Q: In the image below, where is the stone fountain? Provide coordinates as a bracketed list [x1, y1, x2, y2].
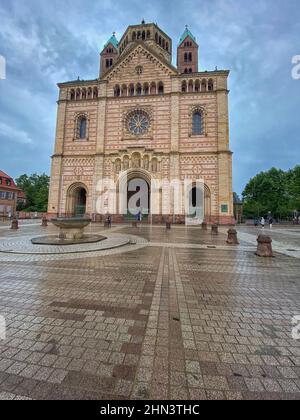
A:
[31, 217, 106, 245]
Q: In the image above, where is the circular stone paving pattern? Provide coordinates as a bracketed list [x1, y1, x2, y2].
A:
[0, 233, 148, 260]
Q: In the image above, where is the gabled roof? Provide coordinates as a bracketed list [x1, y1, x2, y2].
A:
[102, 41, 178, 80]
[179, 26, 197, 46]
[0, 170, 21, 191]
[104, 33, 119, 50]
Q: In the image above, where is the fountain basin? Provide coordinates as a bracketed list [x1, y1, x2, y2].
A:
[31, 217, 106, 245]
[52, 217, 92, 240]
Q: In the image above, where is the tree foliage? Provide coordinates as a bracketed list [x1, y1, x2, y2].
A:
[242, 166, 300, 219]
[16, 173, 50, 212]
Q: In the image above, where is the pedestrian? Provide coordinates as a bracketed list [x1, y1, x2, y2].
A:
[269, 217, 273, 229]
[261, 217, 265, 229]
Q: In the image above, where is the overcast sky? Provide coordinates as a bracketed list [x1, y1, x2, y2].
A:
[0, 0, 299, 194]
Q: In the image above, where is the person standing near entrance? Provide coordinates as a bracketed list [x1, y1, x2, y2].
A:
[261, 217, 265, 229]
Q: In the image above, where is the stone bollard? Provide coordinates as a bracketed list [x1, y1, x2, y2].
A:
[202, 222, 208, 231]
[42, 216, 48, 227]
[211, 224, 219, 235]
[256, 235, 273, 257]
[11, 218, 19, 230]
[132, 221, 138, 228]
[227, 229, 239, 245]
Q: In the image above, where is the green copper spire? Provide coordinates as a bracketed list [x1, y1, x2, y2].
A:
[104, 32, 119, 50]
[179, 25, 196, 46]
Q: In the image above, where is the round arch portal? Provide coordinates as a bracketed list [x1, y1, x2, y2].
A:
[66, 183, 88, 217]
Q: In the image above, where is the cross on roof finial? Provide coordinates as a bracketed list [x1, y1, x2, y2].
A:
[185, 24, 188, 30]
[113, 32, 116, 36]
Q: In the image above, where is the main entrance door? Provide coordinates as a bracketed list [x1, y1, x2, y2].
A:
[126, 178, 150, 222]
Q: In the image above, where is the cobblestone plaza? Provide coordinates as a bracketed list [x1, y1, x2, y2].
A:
[0, 222, 300, 400]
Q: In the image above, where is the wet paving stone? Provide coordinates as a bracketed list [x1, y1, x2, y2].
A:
[0, 223, 299, 399]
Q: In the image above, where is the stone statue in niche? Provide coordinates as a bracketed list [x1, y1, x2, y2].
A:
[123, 157, 129, 170]
[115, 160, 121, 173]
[152, 159, 158, 172]
[132, 154, 141, 169]
[144, 156, 149, 170]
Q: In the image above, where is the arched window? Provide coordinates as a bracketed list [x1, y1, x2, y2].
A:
[93, 87, 98, 99]
[166, 42, 169, 52]
[188, 80, 194, 92]
[150, 82, 156, 95]
[184, 53, 188, 62]
[79, 117, 87, 139]
[121, 84, 127, 96]
[70, 89, 75, 100]
[201, 79, 207, 92]
[158, 82, 164, 95]
[137, 31, 141, 40]
[195, 80, 200, 92]
[132, 32, 136, 41]
[87, 87, 92, 99]
[147, 30, 151, 39]
[155, 33, 158, 43]
[114, 85, 121, 97]
[208, 79, 214, 91]
[129, 84, 135, 96]
[142, 31, 146, 40]
[182, 81, 187, 92]
[76, 89, 81, 100]
[159, 36, 162, 46]
[192, 111, 203, 136]
[136, 83, 142, 96]
[188, 52, 192, 62]
[82, 88, 86, 100]
[143, 83, 149, 95]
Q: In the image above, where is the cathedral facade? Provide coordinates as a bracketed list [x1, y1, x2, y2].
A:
[48, 22, 235, 224]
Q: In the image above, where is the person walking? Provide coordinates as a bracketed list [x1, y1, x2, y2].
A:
[269, 217, 273, 229]
[261, 217, 265, 229]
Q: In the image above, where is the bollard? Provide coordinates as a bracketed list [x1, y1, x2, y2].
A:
[11, 218, 19, 230]
[166, 222, 171, 230]
[211, 224, 219, 235]
[202, 222, 208, 231]
[42, 216, 48, 227]
[132, 221, 138, 228]
[256, 235, 273, 257]
[227, 229, 239, 245]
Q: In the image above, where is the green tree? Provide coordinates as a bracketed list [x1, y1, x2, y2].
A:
[16, 173, 50, 212]
[242, 167, 293, 219]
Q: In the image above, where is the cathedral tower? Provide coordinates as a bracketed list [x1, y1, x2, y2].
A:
[100, 33, 119, 77]
[177, 26, 199, 74]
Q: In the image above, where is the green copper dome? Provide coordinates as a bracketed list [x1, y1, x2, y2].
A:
[179, 26, 196, 46]
[104, 33, 119, 50]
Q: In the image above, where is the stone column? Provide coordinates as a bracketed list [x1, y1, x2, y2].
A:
[216, 74, 235, 225]
[170, 79, 180, 220]
[48, 88, 67, 217]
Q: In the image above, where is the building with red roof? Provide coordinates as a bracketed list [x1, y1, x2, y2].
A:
[0, 170, 26, 217]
